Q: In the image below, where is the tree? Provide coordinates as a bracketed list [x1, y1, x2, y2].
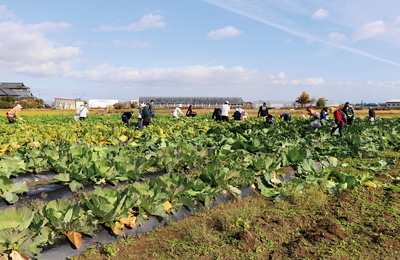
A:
[113, 103, 123, 110]
[316, 97, 326, 108]
[295, 91, 311, 108]
[1, 95, 16, 102]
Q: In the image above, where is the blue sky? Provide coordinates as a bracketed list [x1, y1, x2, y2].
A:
[0, 0, 399, 104]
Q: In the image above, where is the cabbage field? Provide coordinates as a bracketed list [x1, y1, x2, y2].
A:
[0, 114, 399, 259]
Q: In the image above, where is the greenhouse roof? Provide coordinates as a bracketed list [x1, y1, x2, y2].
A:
[139, 97, 243, 104]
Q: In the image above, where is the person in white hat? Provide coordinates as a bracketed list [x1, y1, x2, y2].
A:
[136, 114, 143, 129]
[172, 104, 184, 118]
[6, 104, 25, 123]
[221, 101, 230, 122]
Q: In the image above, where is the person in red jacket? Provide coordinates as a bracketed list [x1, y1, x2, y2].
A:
[330, 107, 345, 137]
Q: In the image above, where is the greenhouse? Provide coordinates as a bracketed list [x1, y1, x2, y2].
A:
[139, 96, 244, 108]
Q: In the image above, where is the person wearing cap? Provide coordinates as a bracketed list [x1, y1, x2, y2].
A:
[172, 104, 184, 118]
[140, 103, 152, 126]
[258, 102, 268, 118]
[6, 104, 25, 124]
[233, 108, 242, 120]
[280, 113, 291, 122]
[149, 100, 156, 118]
[221, 101, 230, 122]
[122, 110, 134, 127]
[136, 114, 143, 129]
[76, 104, 89, 121]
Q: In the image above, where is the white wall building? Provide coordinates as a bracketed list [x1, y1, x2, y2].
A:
[88, 99, 118, 109]
[386, 99, 400, 108]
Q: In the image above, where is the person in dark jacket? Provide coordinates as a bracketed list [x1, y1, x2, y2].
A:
[212, 107, 222, 121]
[258, 102, 268, 118]
[122, 111, 134, 127]
[233, 108, 242, 120]
[369, 107, 375, 121]
[186, 105, 193, 117]
[342, 102, 350, 124]
[136, 114, 143, 129]
[266, 114, 276, 124]
[141, 104, 152, 126]
[149, 100, 156, 118]
[280, 113, 291, 122]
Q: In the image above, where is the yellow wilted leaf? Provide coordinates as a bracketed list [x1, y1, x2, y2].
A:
[119, 135, 128, 142]
[332, 157, 338, 162]
[111, 221, 125, 236]
[364, 181, 377, 188]
[163, 201, 172, 214]
[0, 253, 9, 260]
[66, 230, 83, 249]
[119, 216, 137, 229]
[9, 251, 29, 260]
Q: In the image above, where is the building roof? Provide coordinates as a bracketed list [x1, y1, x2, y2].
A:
[386, 99, 400, 103]
[139, 96, 243, 104]
[0, 82, 31, 98]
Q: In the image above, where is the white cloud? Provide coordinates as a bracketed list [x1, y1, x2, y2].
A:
[207, 26, 243, 40]
[69, 65, 325, 94]
[0, 6, 79, 77]
[328, 32, 348, 44]
[203, 0, 400, 67]
[311, 9, 329, 20]
[352, 20, 386, 42]
[0, 5, 18, 20]
[0, 19, 80, 77]
[96, 13, 165, 32]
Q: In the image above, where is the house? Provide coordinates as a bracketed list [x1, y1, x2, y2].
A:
[54, 98, 85, 110]
[386, 99, 400, 108]
[0, 82, 32, 99]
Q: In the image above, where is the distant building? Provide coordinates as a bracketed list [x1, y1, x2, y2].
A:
[0, 82, 32, 99]
[88, 99, 118, 109]
[139, 97, 244, 108]
[386, 99, 400, 108]
[54, 98, 85, 110]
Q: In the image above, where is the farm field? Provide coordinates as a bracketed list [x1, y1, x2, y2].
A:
[2, 107, 400, 118]
[0, 112, 399, 259]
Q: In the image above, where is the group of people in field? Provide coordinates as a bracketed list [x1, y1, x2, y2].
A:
[5, 100, 378, 139]
[306, 102, 376, 138]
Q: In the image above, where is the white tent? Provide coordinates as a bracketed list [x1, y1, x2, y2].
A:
[88, 99, 118, 109]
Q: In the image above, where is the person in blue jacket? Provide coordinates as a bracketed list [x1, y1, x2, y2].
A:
[233, 108, 242, 120]
[280, 113, 291, 122]
[320, 107, 328, 124]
